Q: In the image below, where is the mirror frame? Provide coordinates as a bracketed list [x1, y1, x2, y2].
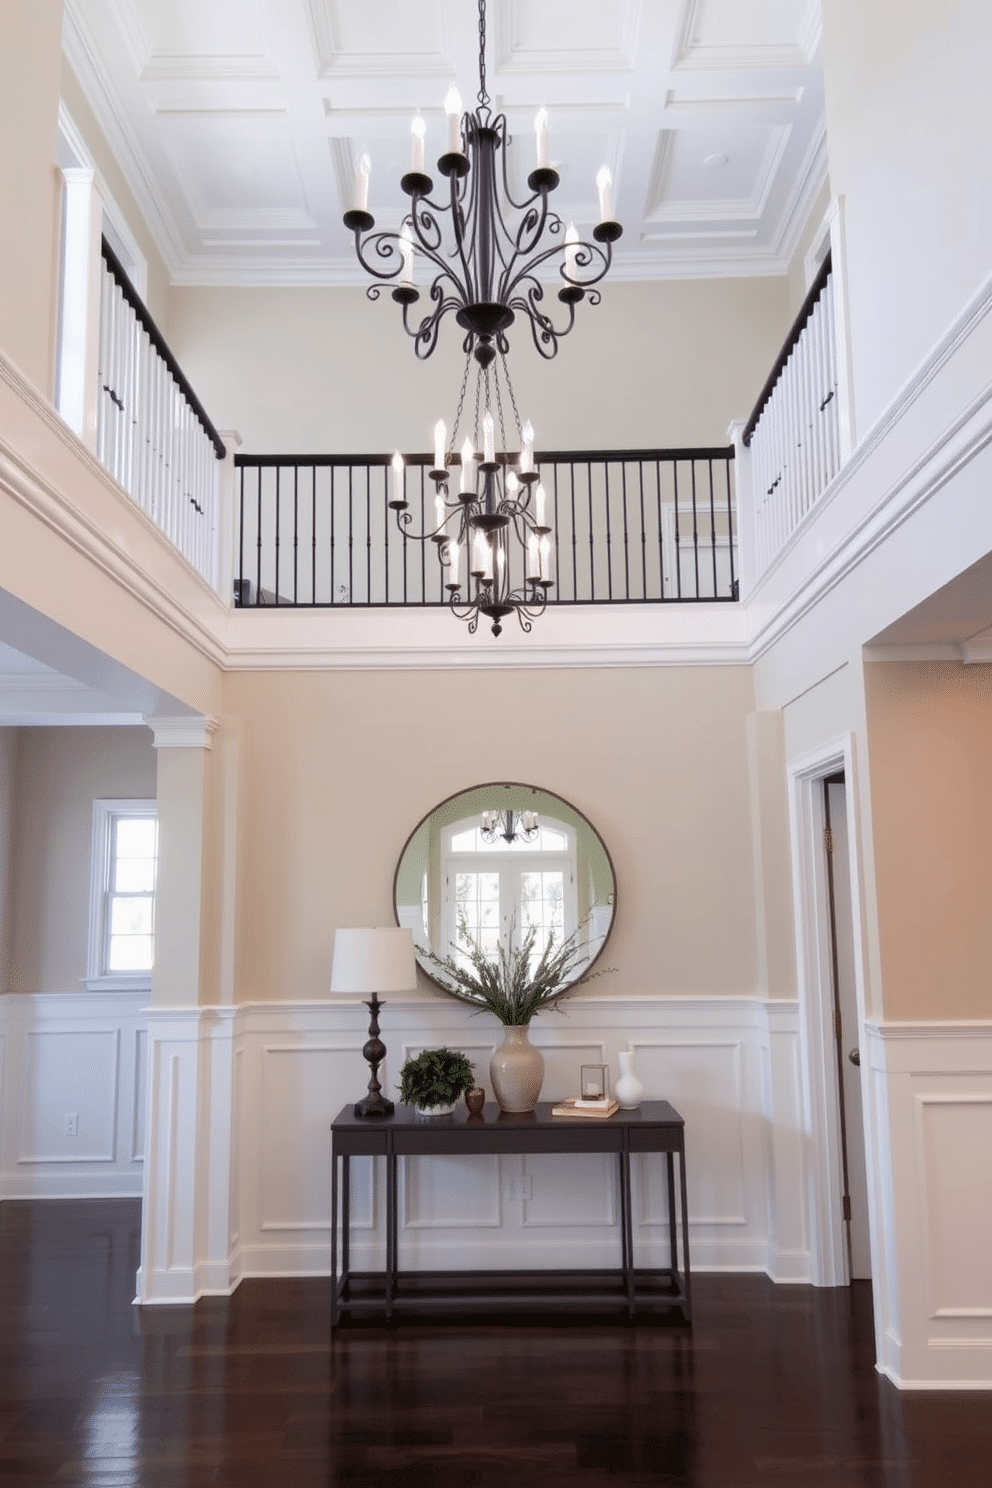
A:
[392, 780, 618, 992]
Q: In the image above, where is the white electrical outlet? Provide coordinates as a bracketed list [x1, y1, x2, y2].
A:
[508, 1174, 532, 1201]
[63, 1111, 78, 1137]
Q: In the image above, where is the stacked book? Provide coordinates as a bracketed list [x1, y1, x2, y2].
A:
[551, 1097, 619, 1120]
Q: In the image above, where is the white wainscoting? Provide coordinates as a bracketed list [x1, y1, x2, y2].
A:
[0, 991, 147, 1199]
[231, 995, 809, 1286]
[865, 1021, 992, 1389]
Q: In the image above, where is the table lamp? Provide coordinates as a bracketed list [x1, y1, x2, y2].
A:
[330, 927, 416, 1117]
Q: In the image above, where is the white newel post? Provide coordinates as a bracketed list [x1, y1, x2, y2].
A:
[824, 196, 856, 463]
[215, 429, 242, 604]
[137, 716, 235, 1304]
[727, 418, 753, 598]
[57, 167, 104, 452]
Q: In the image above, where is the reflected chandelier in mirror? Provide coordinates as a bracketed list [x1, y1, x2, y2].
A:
[393, 782, 616, 992]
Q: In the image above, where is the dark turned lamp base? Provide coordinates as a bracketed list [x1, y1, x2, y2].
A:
[354, 992, 394, 1118]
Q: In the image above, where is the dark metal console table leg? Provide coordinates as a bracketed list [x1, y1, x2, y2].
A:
[330, 1145, 339, 1327]
[678, 1145, 692, 1320]
[385, 1146, 397, 1320]
[619, 1146, 635, 1316]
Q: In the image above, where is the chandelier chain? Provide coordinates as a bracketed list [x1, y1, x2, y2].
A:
[450, 353, 473, 456]
[477, 0, 489, 107]
[500, 351, 524, 442]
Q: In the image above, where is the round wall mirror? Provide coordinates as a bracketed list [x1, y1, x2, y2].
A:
[393, 782, 616, 991]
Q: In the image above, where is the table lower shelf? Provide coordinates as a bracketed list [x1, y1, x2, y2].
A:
[334, 1267, 691, 1323]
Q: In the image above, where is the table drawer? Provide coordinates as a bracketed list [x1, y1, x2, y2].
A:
[333, 1129, 389, 1157]
[392, 1125, 624, 1157]
[627, 1126, 682, 1154]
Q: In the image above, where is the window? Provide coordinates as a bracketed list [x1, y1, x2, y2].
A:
[87, 800, 158, 990]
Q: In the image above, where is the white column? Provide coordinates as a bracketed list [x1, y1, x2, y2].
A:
[136, 715, 237, 1304]
[57, 167, 104, 451]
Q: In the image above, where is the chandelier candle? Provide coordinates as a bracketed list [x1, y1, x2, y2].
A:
[534, 107, 550, 169]
[433, 420, 446, 473]
[411, 115, 426, 174]
[352, 153, 371, 213]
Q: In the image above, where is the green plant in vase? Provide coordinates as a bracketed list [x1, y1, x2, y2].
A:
[398, 1047, 477, 1115]
[417, 918, 611, 1113]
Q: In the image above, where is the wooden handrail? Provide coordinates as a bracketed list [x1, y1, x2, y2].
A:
[742, 250, 832, 448]
[100, 237, 226, 459]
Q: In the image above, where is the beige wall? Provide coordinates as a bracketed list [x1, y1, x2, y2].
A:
[168, 276, 792, 456]
[223, 664, 759, 1004]
[8, 726, 156, 994]
[0, 0, 63, 395]
[822, 0, 992, 434]
[864, 660, 992, 1021]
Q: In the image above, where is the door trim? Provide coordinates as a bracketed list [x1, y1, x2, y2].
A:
[787, 734, 867, 1287]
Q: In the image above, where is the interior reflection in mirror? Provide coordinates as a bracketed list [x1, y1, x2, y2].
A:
[393, 782, 616, 990]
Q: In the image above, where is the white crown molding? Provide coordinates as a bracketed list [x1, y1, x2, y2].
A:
[0, 352, 227, 670]
[768, 124, 829, 266]
[62, 1, 187, 276]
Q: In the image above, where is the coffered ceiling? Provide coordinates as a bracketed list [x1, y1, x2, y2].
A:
[62, 0, 827, 286]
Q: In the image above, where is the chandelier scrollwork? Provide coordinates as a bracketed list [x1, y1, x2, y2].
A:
[342, 0, 622, 367]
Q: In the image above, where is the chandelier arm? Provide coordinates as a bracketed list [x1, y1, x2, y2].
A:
[448, 154, 478, 306]
[501, 235, 612, 306]
[503, 284, 576, 359]
[349, 228, 411, 282]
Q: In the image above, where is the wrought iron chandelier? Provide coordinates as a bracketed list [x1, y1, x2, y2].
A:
[481, 807, 539, 845]
[348, 0, 622, 637]
[389, 353, 555, 637]
[342, 0, 622, 368]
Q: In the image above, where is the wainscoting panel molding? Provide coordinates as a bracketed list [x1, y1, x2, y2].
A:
[229, 995, 807, 1284]
[866, 1021, 992, 1389]
[0, 992, 146, 1199]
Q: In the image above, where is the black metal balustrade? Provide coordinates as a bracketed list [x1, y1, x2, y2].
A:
[233, 448, 736, 611]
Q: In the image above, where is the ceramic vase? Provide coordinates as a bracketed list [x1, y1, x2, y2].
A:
[490, 1025, 544, 1113]
[615, 1048, 644, 1110]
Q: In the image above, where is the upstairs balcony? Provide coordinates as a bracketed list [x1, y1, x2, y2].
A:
[43, 226, 856, 656]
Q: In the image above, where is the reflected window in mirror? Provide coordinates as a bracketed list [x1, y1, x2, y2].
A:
[445, 816, 576, 975]
[394, 783, 616, 993]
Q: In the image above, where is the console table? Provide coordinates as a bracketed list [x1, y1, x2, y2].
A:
[330, 1099, 691, 1326]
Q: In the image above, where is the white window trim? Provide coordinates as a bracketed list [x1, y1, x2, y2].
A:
[85, 798, 157, 993]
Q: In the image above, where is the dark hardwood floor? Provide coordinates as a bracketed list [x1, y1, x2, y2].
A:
[0, 1200, 989, 1487]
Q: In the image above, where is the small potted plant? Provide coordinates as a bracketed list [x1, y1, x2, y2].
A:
[398, 1047, 477, 1116]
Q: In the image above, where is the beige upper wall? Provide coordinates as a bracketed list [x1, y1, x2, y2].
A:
[8, 726, 156, 994]
[864, 660, 992, 1022]
[0, 0, 63, 396]
[167, 276, 792, 456]
[223, 664, 759, 1005]
[822, 0, 992, 435]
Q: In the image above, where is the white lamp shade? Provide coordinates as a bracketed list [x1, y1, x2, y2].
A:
[330, 927, 417, 995]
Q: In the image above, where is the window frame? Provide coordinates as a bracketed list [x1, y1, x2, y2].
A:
[86, 798, 158, 992]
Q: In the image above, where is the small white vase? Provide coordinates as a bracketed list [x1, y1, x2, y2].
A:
[490, 1024, 544, 1113]
[615, 1049, 644, 1110]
